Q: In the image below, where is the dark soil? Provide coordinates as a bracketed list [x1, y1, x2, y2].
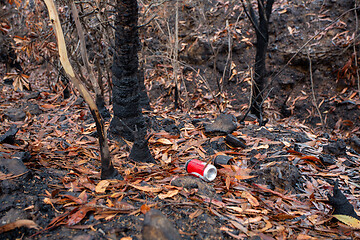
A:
[144, 0, 360, 131]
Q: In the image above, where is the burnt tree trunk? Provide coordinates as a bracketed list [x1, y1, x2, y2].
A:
[138, 69, 151, 110]
[242, 0, 274, 125]
[110, 0, 154, 162]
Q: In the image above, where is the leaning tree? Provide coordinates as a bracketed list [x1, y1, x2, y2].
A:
[44, 0, 120, 179]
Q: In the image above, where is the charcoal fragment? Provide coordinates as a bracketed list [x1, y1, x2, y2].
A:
[327, 180, 360, 220]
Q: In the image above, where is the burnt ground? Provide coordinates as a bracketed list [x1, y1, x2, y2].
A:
[1, 0, 360, 239]
[143, 0, 360, 130]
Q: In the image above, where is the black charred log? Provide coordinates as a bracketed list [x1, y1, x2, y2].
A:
[0, 33, 22, 72]
[60, 75, 71, 99]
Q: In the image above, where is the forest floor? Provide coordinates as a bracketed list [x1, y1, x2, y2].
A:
[1, 0, 360, 239]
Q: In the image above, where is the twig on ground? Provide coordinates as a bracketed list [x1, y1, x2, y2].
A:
[221, 20, 232, 93]
[173, 0, 180, 109]
[354, 1, 360, 98]
[307, 50, 324, 129]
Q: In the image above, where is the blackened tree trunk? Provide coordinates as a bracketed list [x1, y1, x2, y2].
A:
[242, 0, 274, 126]
[138, 69, 151, 110]
[110, 0, 154, 162]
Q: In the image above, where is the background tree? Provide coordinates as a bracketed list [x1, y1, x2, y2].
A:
[242, 0, 274, 125]
[109, 0, 154, 163]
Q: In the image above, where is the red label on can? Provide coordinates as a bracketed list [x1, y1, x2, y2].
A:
[185, 159, 217, 181]
[186, 159, 206, 175]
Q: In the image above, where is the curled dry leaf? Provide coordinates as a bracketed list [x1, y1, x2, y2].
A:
[155, 138, 173, 145]
[40, 104, 57, 109]
[259, 219, 272, 232]
[189, 209, 203, 219]
[201, 196, 226, 208]
[78, 190, 88, 203]
[0, 219, 40, 234]
[43, 197, 62, 213]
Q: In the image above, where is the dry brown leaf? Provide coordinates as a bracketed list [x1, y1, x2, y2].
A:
[95, 180, 110, 194]
[296, 233, 318, 240]
[235, 172, 256, 180]
[62, 194, 85, 205]
[156, 138, 173, 145]
[225, 176, 231, 190]
[158, 189, 179, 199]
[259, 219, 272, 232]
[226, 206, 243, 214]
[189, 209, 203, 219]
[241, 191, 259, 207]
[201, 196, 226, 208]
[106, 198, 114, 208]
[161, 151, 171, 164]
[67, 206, 94, 226]
[111, 192, 125, 198]
[105, 214, 117, 221]
[41, 104, 56, 109]
[229, 220, 248, 235]
[43, 197, 62, 213]
[114, 201, 135, 210]
[129, 184, 162, 193]
[247, 216, 262, 223]
[0, 219, 40, 233]
[78, 190, 88, 203]
[219, 165, 255, 180]
[140, 204, 151, 214]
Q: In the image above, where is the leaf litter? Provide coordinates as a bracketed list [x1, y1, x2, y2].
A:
[2, 80, 360, 239]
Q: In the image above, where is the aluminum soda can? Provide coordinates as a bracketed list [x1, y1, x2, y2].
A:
[185, 159, 217, 181]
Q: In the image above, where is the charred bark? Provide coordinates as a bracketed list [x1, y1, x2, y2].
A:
[110, 0, 154, 163]
[138, 69, 151, 110]
[242, 0, 274, 126]
[96, 94, 111, 121]
[0, 32, 22, 73]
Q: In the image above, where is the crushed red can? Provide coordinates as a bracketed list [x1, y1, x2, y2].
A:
[185, 159, 217, 182]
